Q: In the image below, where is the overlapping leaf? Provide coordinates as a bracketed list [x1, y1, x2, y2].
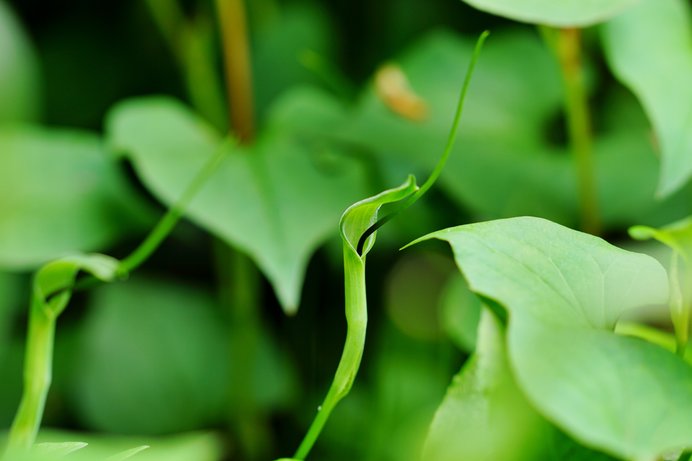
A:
[412, 217, 692, 460]
[424, 309, 554, 461]
[107, 97, 367, 312]
[0, 128, 152, 270]
[460, 0, 638, 27]
[425, 309, 619, 461]
[602, 0, 692, 197]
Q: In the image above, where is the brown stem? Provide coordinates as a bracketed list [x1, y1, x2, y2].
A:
[215, 0, 255, 141]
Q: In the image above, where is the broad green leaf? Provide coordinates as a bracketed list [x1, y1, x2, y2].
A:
[0, 127, 152, 270]
[412, 217, 692, 459]
[71, 277, 229, 434]
[425, 309, 618, 461]
[424, 309, 554, 461]
[461, 0, 638, 26]
[415, 217, 668, 329]
[510, 319, 692, 460]
[107, 97, 367, 312]
[602, 0, 692, 197]
[0, 1, 40, 123]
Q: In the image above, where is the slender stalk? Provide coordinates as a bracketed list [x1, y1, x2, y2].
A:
[214, 2, 270, 458]
[2, 144, 229, 460]
[294, 248, 367, 460]
[215, 0, 255, 140]
[4, 299, 55, 456]
[119, 145, 230, 274]
[292, 31, 490, 461]
[553, 27, 600, 235]
[356, 31, 489, 255]
[669, 253, 690, 356]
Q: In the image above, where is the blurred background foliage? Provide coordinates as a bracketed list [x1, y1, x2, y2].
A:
[0, 0, 690, 460]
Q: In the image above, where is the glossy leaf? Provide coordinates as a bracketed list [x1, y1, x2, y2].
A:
[461, 0, 638, 26]
[0, 127, 151, 270]
[412, 217, 692, 459]
[71, 277, 229, 434]
[602, 0, 692, 197]
[0, 1, 40, 123]
[107, 97, 367, 312]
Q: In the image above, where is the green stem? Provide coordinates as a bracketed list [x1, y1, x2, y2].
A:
[215, 0, 255, 140]
[119, 144, 230, 275]
[2, 142, 230, 460]
[213, 2, 271, 458]
[294, 248, 367, 460]
[356, 31, 489, 255]
[669, 253, 690, 356]
[3, 299, 55, 456]
[553, 27, 600, 235]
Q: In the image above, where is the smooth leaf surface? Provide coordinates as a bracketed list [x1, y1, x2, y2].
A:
[461, 0, 638, 26]
[424, 309, 553, 461]
[413, 217, 692, 459]
[71, 277, 229, 434]
[0, 1, 40, 123]
[602, 0, 692, 197]
[0, 127, 151, 270]
[107, 97, 367, 312]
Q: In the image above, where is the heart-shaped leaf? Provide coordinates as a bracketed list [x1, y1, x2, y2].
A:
[461, 0, 639, 27]
[412, 217, 692, 460]
[0, 127, 152, 270]
[602, 0, 692, 197]
[107, 97, 367, 312]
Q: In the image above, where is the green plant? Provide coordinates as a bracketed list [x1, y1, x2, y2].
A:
[1, 0, 692, 460]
